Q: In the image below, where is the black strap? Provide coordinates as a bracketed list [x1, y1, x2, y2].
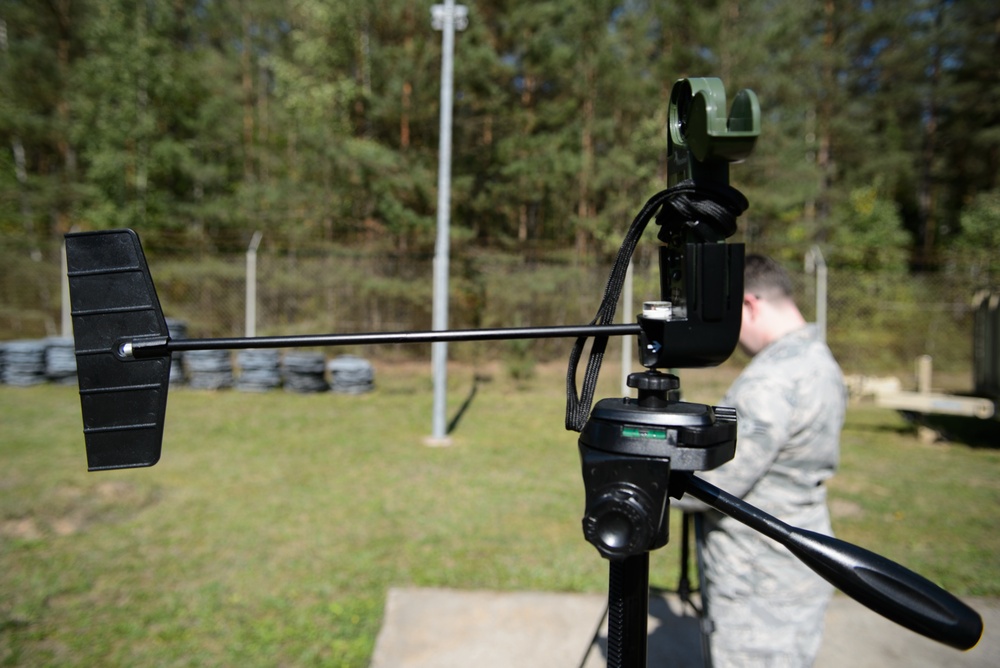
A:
[564, 180, 748, 432]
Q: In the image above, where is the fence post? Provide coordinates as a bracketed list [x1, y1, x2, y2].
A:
[246, 231, 262, 338]
[805, 246, 828, 343]
[61, 241, 72, 338]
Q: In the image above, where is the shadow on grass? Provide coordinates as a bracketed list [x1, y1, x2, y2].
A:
[447, 374, 493, 436]
[844, 407, 1000, 449]
[901, 411, 1000, 450]
[843, 408, 916, 437]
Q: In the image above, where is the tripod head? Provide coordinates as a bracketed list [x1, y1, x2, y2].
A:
[579, 78, 759, 561]
[579, 371, 737, 560]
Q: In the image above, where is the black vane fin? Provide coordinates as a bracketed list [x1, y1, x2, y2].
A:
[65, 229, 170, 470]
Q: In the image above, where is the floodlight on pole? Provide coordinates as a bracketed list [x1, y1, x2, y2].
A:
[429, 1, 467, 445]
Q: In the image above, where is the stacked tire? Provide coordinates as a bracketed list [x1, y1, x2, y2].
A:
[44, 337, 77, 385]
[236, 349, 282, 392]
[281, 352, 328, 393]
[327, 355, 374, 394]
[2, 340, 47, 386]
[184, 350, 234, 390]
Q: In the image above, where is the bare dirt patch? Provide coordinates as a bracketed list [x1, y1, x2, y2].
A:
[829, 497, 865, 520]
[0, 480, 160, 540]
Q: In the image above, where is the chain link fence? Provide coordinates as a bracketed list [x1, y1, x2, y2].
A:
[0, 239, 993, 377]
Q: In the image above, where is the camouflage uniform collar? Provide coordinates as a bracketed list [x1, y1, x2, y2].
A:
[757, 323, 817, 358]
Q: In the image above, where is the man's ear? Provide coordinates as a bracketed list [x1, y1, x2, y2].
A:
[743, 293, 761, 320]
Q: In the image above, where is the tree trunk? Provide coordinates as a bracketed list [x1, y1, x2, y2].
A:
[815, 0, 838, 238]
[0, 19, 34, 238]
[241, 9, 255, 181]
[401, 81, 411, 149]
[576, 70, 595, 259]
[919, 6, 943, 268]
[54, 1, 77, 236]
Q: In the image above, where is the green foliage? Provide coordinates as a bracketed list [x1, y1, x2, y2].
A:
[0, 1, 997, 264]
[828, 185, 910, 271]
[825, 272, 972, 372]
[953, 190, 1000, 273]
[503, 336, 537, 384]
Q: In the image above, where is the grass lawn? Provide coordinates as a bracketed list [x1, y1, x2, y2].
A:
[2, 360, 998, 666]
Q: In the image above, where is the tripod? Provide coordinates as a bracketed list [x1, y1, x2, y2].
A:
[558, 76, 979, 665]
[576, 371, 982, 668]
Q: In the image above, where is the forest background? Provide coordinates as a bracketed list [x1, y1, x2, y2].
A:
[1, 0, 999, 373]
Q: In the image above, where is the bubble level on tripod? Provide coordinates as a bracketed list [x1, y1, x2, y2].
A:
[622, 426, 668, 440]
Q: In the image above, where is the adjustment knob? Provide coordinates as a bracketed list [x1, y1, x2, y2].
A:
[627, 371, 680, 409]
[627, 371, 679, 392]
[582, 487, 654, 560]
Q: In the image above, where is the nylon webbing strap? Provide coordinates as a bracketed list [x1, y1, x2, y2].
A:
[564, 180, 748, 432]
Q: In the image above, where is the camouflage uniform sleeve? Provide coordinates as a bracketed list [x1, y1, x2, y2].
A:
[673, 373, 792, 513]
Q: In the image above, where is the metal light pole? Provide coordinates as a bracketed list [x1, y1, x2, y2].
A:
[429, 1, 468, 444]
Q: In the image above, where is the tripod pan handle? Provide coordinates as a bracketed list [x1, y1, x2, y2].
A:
[677, 472, 983, 651]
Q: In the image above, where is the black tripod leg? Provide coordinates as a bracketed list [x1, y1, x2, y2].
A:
[678, 513, 693, 604]
[607, 553, 649, 668]
[694, 513, 714, 668]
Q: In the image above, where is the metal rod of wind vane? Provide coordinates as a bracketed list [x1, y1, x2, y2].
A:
[125, 323, 643, 358]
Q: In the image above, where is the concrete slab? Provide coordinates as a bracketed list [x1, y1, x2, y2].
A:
[372, 588, 998, 668]
[815, 596, 999, 668]
[370, 588, 607, 668]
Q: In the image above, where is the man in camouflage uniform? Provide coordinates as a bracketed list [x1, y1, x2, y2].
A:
[674, 254, 847, 667]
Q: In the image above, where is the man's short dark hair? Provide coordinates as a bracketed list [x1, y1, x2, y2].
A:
[744, 254, 795, 302]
